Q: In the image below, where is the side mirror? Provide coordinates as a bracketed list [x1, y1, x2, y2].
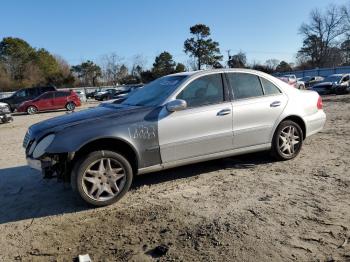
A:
[166, 99, 187, 112]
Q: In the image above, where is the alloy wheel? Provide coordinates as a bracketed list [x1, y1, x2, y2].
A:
[278, 125, 300, 157]
[82, 158, 126, 201]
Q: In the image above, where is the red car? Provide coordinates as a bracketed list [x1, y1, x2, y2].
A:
[17, 90, 81, 114]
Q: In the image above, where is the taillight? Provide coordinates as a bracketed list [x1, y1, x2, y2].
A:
[317, 96, 323, 110]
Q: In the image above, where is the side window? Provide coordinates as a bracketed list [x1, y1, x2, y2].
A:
[27, 88, 37, 97]
[342, 75, 349, 82]
[177, 74, 224, 107]
[15, 90, 27, 97]
[260, 77, 281, 95]
[40, 86, 55, 93]
[227, 73, 264, 99]
[55, 91, 69, 97]
[40, 93, 54, 99]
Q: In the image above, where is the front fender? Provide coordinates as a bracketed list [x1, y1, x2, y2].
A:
[45, 120, 160, 168]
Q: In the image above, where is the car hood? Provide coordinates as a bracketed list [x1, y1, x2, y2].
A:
[28, 104, 153, 139]
[0, 102, 9, 107]
[0, 96, 12, 103]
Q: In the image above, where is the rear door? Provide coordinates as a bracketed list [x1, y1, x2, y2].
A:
[225, 72, 287, 149]
[53, 91, 68, 108]
[36, 92, 55, 110]
[158, 73, 233, 163]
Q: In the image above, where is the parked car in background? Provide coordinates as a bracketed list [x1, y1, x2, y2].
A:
[0, 102, 13, 123]
[99, 85, 144, 105]
[23, 69, 326, 206]
[75, 90, 87, 102]
[86, 90, 97, 99]
[94, 88, 117, 101]
[112, 85, 143, 100]
[0, 85, 56, 112]
[299, 76, 324, 88]
[311, 74, 350, 95]
[278, 75, 297, 88]
[17, 90, 81, 114]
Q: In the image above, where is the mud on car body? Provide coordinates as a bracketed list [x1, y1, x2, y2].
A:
[24, 69, 326, 206]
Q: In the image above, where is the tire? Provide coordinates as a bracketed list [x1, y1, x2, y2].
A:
[71, 150, 133, 207]
[66, 102, 75, 111]
[27, 106, 38, 115]
[271, 120, 303, 161]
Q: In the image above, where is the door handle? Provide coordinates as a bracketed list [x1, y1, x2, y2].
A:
[270, 101, 281, 107]
[217, 108, 231, 116]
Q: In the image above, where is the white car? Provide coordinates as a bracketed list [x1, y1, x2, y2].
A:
[0, 102, 13, 123]
[75, 90, 87, 102]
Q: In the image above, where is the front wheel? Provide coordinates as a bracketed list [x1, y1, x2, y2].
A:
[27, 106, 38, 115]
[271, 120, 303, 161]
[71, 150, 133, 206]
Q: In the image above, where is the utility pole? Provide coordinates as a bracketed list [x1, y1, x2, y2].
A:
[226, 50, 231, 68]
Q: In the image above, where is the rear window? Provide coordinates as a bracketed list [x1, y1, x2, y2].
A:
[226, 73, 264, 99]
[260, 77, 281, 95]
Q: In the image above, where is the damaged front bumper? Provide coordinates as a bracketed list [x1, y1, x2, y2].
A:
[0, 113, 13, 123]
[26, 157, 42, 171]
[26, 153, 74, 181]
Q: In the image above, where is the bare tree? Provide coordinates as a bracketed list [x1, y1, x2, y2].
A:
[227, 51, 247, 68]
[265, 59, 280, 71]
[130, 54, 147, 79]
[298, 4, 346, 67]
[100, 53, 123, 85]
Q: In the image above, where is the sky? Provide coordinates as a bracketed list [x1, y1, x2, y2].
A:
[0, 0, 347, 68]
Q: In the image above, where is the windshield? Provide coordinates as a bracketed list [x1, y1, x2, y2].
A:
[323, 75, 342, 83]
[122, 75, 188, 106]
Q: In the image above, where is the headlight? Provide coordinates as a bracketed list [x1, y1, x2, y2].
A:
[32, 134, 55, 158]
[28, 141, 37, 155]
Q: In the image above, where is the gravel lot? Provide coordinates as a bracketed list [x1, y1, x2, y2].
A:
[0, 96, 349, 261]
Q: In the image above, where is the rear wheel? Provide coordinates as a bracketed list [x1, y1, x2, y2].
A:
[271, 120, 303, 160]
[66, 102, 75, 111]
[71, 150, 133, 207]
[27, 106, 38, 115]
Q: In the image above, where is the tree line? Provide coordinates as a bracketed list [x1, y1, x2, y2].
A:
[1, 2, 350, 91]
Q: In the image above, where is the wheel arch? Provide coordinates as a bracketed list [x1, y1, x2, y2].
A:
[274, 115, 306, 140]
[73, 137, 139, 175]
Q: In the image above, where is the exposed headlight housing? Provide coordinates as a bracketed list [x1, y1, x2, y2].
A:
[32, 134, 55, 158]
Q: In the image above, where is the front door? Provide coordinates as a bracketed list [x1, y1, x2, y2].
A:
[158, 73, 233, 163]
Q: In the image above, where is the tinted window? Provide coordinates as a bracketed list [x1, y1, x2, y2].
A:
[55, 91, 69, 97]
[27, 88, 38, 97]
[260, 77, 281, 95]
[177, 74, 224, 107]
[40, 93, 54, 99]
[227, 73, 263, 99]
[15, 90, 27, 97]
[122, 75, 187, 106]
[40, 86, 55, 93]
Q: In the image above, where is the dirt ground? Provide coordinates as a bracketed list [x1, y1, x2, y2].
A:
[0, 96, 349, 262]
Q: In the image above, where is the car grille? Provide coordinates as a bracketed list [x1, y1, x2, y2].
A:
[23, 130, 31, 149]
